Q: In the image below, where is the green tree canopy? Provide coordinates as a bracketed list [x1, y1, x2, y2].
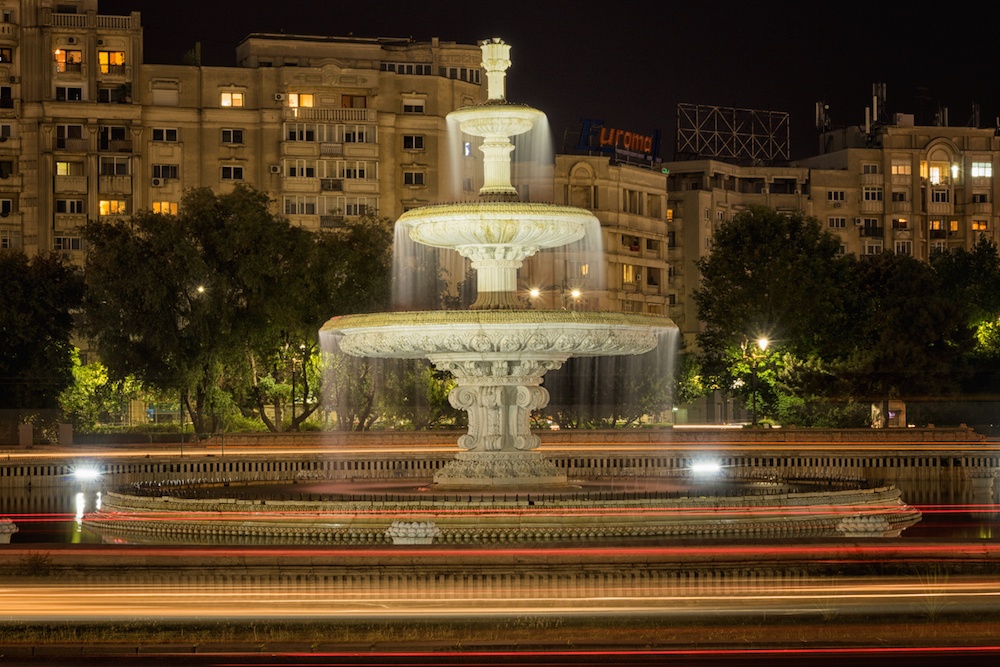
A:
[0, 250, 84, 410]
[83, 185, 392, 432]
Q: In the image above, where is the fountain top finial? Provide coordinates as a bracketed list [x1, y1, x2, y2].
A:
[480, 38, 511, 102]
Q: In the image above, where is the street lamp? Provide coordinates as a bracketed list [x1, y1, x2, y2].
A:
[744, 336, 769, 426]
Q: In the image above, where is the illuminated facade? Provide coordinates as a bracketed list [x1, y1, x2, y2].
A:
[0, 0, 482, 259]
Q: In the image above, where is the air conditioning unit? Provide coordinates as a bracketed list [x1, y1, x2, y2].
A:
[274, 93, 286, 101]
[97, 39, 104, 46]
[854, 218, 863, 226]
[66, 36, 77, 45]
[833, 202, 842, 208]
[269, 164, 282, 174]
[151, 177, 164, 187]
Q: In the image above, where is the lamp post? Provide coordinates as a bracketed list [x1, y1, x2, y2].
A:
[747, 336, 769, 426]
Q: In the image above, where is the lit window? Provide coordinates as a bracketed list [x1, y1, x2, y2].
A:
[98, 51, 126, 74]
[98, 200, 127, 216]
[288, 93, 313, 108]
[152, 201, 178, 215]
[0, 48, 11, 63]
[622, 264, 641, 284]
[891, 160, 911, 175]
[971, 162, 993, 178]
[55, 161, 84, 176]
[220, 91, 244, 107]
[464, 141, 472, 157]
[53, 49, 82, 73]
[949, 219, 960, 232]
[973, 220, 989, 231]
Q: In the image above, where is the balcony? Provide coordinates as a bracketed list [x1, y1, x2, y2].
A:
[54, 213, 87, 230]
[280, 141, 318, 158]
[50, 14, 134, 30]
[342, 179, 379, 194]
[320, 215, 344, 228]
[280, 176, 319, 194]
[927, 201, 953, 215]
[98, 174, 132, 194]
[55, 175, 87, 193]
[859, 199, 883, 214]
[859, 226, 884, 238]
[320, 143, 344, 157]
[969, 201, 992, 215]
[55, 138, 88, 152]
[100, 139, 133, 153]
[343, 142, 379, 159]
[320, 178, 344, 192]
[283, 107, 376, 122]
[891, 199, 911, 214]
[929, 229, 947, 240]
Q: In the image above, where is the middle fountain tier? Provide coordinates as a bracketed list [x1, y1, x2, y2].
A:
[322, 38, 675, 488]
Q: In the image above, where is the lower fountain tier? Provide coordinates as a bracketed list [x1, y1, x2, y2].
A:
[323, 310, 675, 484]
[84, 485, 922, 545]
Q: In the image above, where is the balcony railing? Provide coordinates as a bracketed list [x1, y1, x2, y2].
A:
[859, 226, 884, 238]
[50, 14, 133, 30]
[100, 139, 133, 152]
[320, 178, 344, 192]
[56, 137, 88, 152]
[284, 107, 376, 122]
[51, 13, 87, 28]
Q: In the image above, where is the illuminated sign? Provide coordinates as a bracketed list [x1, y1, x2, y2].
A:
[576, 119, 660, 162]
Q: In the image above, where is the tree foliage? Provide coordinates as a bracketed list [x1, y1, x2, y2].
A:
[0, 250, 84, 411]
[83, 185, 392, 432]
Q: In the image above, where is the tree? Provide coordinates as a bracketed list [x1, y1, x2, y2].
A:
[84, 186, 393, 433]
[838, 251, 971, 414]
[0, 250, 84, 412]
[693, 207, 852, 417]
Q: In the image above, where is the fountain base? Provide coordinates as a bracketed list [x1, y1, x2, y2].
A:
[433, 450, 568, 488]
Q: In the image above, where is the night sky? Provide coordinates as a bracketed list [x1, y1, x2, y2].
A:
[101, 0, 1000, 160]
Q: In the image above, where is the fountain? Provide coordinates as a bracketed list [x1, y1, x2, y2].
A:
[322, 38, 672, 487]
[82, 39, 922, 545]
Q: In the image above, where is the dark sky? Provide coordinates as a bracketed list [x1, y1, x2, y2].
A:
[102, 0, 1000, 159]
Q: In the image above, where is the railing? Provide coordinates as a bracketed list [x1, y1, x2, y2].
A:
[284, 107, 376, 122]
[320, 143, 344, 156]
[320, 178, 344, 192]
[100, 64, 127, 77]
[51, 13, 87, 28]
[101, 139, 133, 153]
[320, 215, 343, 228]
[97, 15, 133, 30]
[859, 226, 884, 238]
[56, 138, 88, 152]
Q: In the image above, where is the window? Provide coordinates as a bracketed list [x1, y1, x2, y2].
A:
[623, 189, 642, 215]
[0, 48, 11, 63]
[152, 164, 178, 180]
[972, 220, 989, 232]
[56, 199, 85, 214]
[892, 218, 908, 230]
[221, 128, 244, 144]
[971, 162, 993, 178]
[55, 86, 83, 101]
[403, 135, 424, 150]
[827, 190, 845, 202]
[865, 241, 883, 255]
[929, 219, 944, 231]
[99, 156, 129, 175]
[286, 123, 316, 141]
[403, 170, 425, 186]
[98, 125, 127, 151]
[973, 193, 989, 203]
[152, 201, 178, 215]
[0, 160, 13, 179]
[2, 9, 13, 23]
[891, 160, 911, 176]
[98, 51, 126, 75]
[402, 98, 425, 114]
[621, 234, 641, 251]
[338, 161, 368, 179]
[288, 93, 313, 108]
[55, 124, 83, 149]
[221, 165, 244, 180]
[152, 128, 178, 142]
[863, 186, 883, 201]
[862, 163, 879, 174]
[0, 124, 10, 139]
[284, 196, 317, 215]
[828, 217, 846, 228]
[931, 189, 950, 203]
[892, 191, 907, 202]
[55, 160, 84, 176]
[949, 219, 960, 233]
[645, 238, 660, 253]
[98, 86, 128, 103]
[98, 200, 127, 216]
[931, 241, 947, 255]
[646, 267, 661, 287]
[343, 126, 369, 143]
[0, 198, 12, 216]
[0, 86, 12, 108]
[622, 264, 641, 284]
[220, 91, 243, 107]
[54, 236, 83, 251]
[342, 95, 366, 108]
[894, 240, 912, 256]
[286, 160, 315, 177]
[666, 230, 676, 247]
[54, 49, 82, 73]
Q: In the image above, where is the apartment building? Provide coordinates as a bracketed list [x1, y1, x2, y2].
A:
[1, 0, 483, 261]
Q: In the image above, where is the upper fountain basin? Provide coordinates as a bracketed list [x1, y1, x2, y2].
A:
[399, 201, 594, 251]
[448, 103, 545, 138]
[322, 310, 676, 362]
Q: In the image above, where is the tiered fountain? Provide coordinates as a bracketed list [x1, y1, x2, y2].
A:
[324, 38, 672, 488]
[83, 39, 922, 545]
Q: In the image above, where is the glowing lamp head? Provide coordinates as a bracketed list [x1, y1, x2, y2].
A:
[72, 465, 102, 482]
[529, 288, 541, 299]
[691, 460, 722, 476]
[570, 289, 582, 300]
[757, 337, 769, 352]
